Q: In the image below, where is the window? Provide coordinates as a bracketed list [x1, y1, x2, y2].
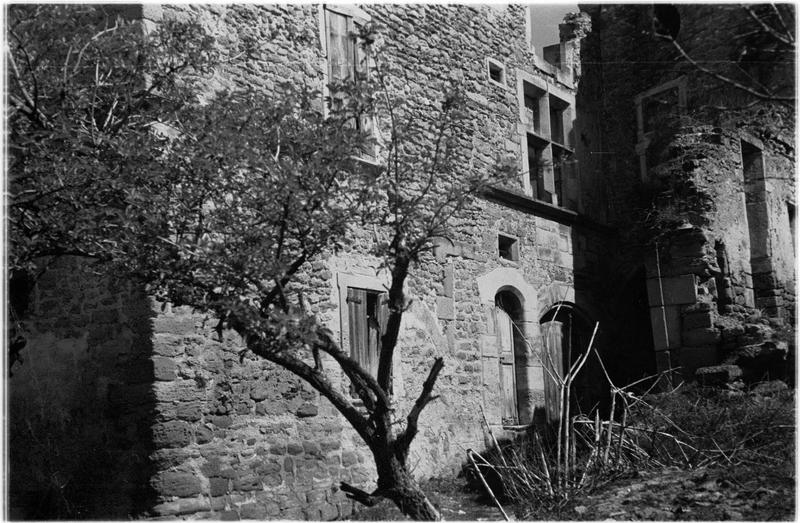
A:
[498, 234, 519, 262]
[527, 134, 549, 201]
[519, 75, 576, 208]
[323, 6, 377, 160]
[634, 77, 686, 180]
[346, 287, 389, 395]
[487, 58, 506, 86]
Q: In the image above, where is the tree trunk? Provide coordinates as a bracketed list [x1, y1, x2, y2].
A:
[377, 453, 441, 521]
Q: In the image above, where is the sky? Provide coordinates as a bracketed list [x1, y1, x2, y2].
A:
[530, 3, 580, 53]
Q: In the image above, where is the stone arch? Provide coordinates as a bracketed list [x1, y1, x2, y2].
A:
[476, 267, 541, 426]
[539, 300, 607, 419]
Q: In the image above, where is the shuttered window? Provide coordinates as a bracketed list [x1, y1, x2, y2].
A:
[346, 287, 389, 395]
[324, 7, 376, 161]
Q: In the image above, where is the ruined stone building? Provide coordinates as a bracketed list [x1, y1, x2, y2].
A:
[8, 3, 795, 520]
[576, 4, 796, 382]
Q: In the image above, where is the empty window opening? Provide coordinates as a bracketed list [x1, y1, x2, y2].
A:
[487, 59, 506, 85]
[549, 94, 570, 146]
[527, 133, 550, 202]
[523, 82, 546, 135]
[552, 145, 571, 206]
[789, 202, 796, 253]
[498, 234, 519, 261]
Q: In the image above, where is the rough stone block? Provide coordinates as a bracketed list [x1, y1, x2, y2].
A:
[250, 384, 270, 401]
[153, 471, 202, 497]
[320, 503, 339, 520]
[234, 473, 262, 491]
[239, 503, 269, 519]
[177, 401, 202, 421]
[646, 275, 697, 306]
[695, 365, 743, 386]
[296, 402, 318, 418]
[209, 477, 229, 497]
[152, 497, 211, 516]
[195, 426, 213, 444]
[287, 442, 304, 455]
[152, 421, 193, 448]
[320, 438, 341, 452]
[682, 310, 714, 330]
[682, 327, 721, 347]
[341, 451, 358, 467]
[436, 297, 455, 320]
[153, 333, 186, 356]
[649, 305, 681, 350]
[152, 356, 178, 381]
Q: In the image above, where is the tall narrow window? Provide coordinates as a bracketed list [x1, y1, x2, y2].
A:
[346, 287, 389, 394]
[324, 7, 376, 160]
[741, 140, 774, 310]
[634, 78, 687, 181]
[520, 77, 574, 207]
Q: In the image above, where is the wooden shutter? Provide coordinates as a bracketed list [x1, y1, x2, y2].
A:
[542, 320, 564, 424]
[496, 307, 518, 424]
[347, 287, 368, 369]
[326, 10, 353, 83]
[377, 293, 392, 394]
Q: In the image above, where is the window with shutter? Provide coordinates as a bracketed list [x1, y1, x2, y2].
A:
[323, 6, 377, 161]
[346, 287, 389, 396]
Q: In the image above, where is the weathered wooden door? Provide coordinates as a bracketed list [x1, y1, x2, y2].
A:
[541, 320, 565, 423]
[496, 307, 518, 425]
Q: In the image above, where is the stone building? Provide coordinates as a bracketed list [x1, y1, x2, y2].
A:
[576, 3, 796, 382]
[9, 4, 610, 520]
[8, 3, 794, 521]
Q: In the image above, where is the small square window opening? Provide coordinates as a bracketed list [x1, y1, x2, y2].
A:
[498, 234, 519, 261]
[487, 59, 505, 85]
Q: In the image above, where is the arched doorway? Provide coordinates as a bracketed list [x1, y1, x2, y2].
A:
[495, 289, 532, 425]
[540, 303, 602, 422]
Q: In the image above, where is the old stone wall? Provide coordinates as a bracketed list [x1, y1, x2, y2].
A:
[8, 259, 156, 519]
[577, 4, 795, 378]
[9, 4, 611, 520]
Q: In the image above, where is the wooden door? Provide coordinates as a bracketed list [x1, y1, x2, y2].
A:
[496, 307, 518, 425]
[541, 320, 565, 423]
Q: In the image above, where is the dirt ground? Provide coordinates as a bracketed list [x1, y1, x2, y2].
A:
[348, 464, 794, 521]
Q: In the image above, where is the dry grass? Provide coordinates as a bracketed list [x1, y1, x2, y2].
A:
[468, 337, 795, 516]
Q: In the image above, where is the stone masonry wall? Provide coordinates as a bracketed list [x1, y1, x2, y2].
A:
[578, 4, 795, 378]
[9, 4, 605, 520]
[8, 259, 156, 519]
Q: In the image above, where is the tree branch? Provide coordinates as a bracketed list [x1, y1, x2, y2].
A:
[377, 255, 410, 392]
[743, 5, 793, 46]
[339, 482, 385, 506]
[249, 340, 375, 444]
[314, 326, 391, 410]
[396, 357, 444, 454]
[665, 37, 794, 103]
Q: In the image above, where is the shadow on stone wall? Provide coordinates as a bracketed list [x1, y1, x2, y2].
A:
[8, 258, 158, 519]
